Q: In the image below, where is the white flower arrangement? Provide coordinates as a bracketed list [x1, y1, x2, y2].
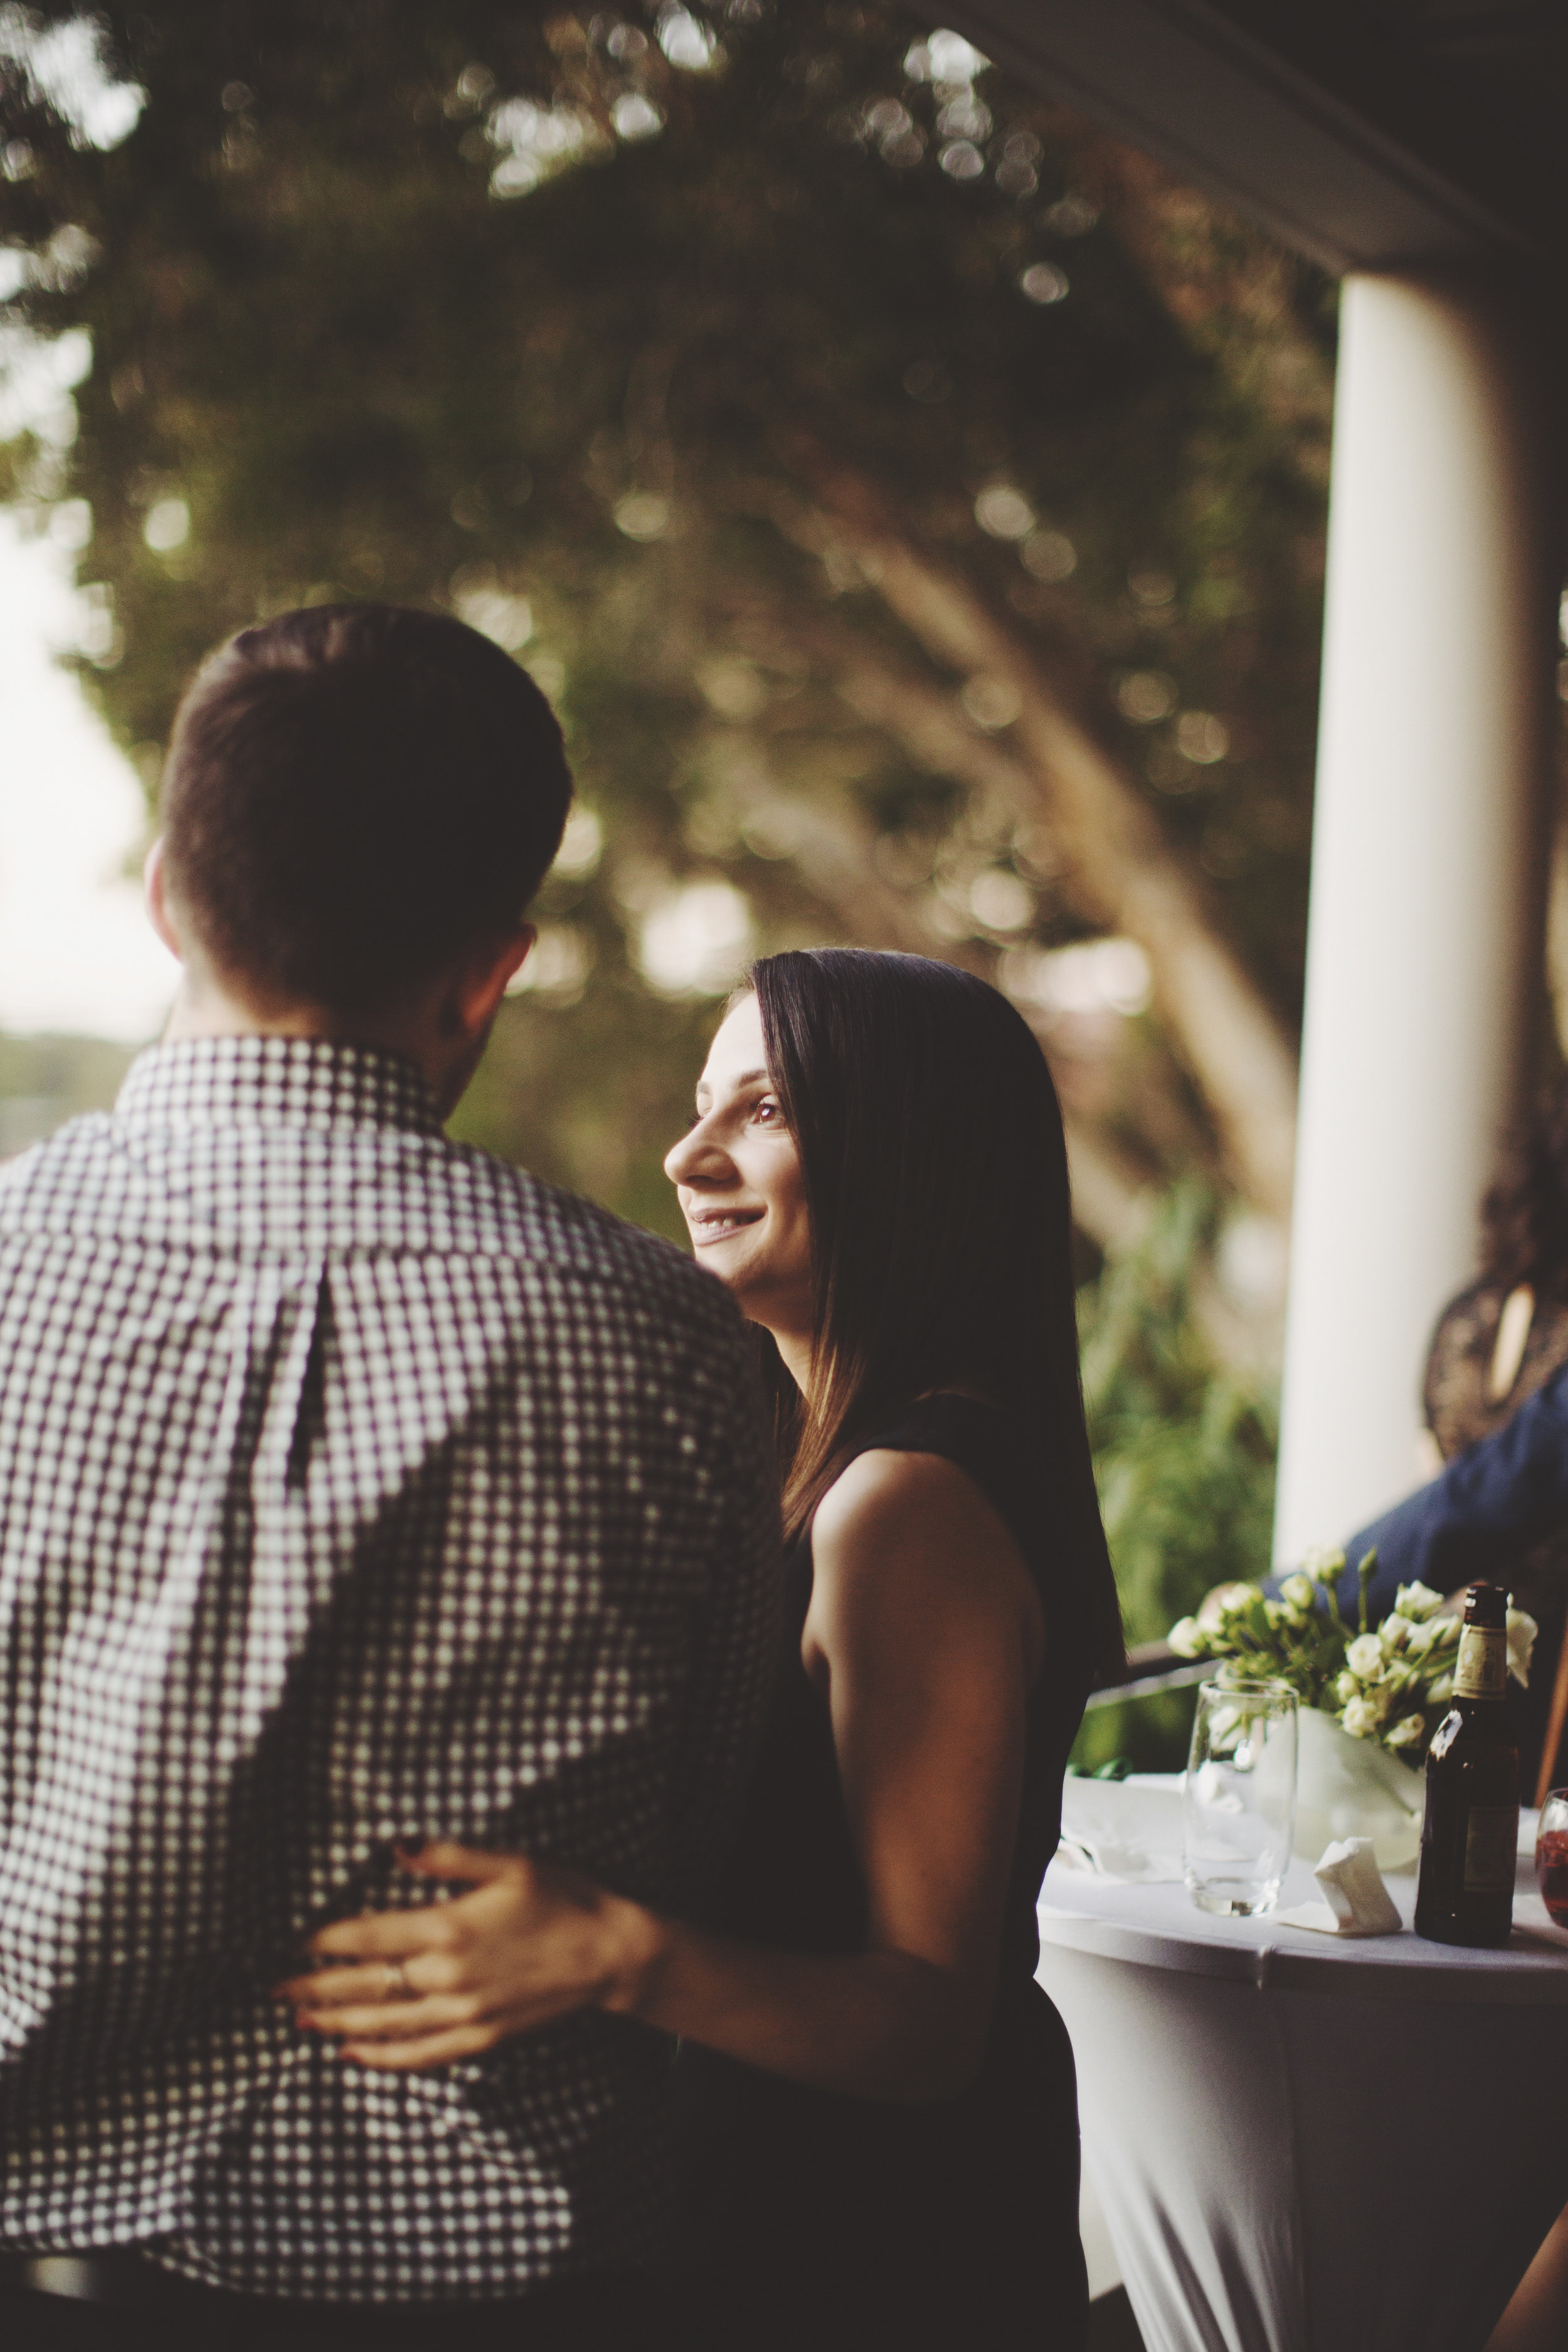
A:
[1168, 1551, 1537, 1765]
[1333, 1575, 1537, 1757]
[1330, 1579, 1461, 1757]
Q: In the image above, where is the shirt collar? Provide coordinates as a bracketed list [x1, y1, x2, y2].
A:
[114, 1036, 446, 1138]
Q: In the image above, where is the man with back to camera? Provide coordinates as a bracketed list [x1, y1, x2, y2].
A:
[0, 603, 780, 2351]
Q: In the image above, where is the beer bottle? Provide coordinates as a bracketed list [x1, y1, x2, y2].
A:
[1414, 1582, 1520, 1947]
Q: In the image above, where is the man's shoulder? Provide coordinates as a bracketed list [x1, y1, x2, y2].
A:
[0, 1118, 734, 1344]
[0, 1113, 110, 1198]
[438, 1141, 739, 1327]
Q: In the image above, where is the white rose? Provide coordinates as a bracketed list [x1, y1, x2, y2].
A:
[1395, 1581, 1444, 1621]
[1280, 1572, 1315, 1614]
[1342, 1696, 1380, 1739]
[1385, 1712, 1426, 1749]
[1301, 1545, 1345, 1586]
[1406, 1617, 1443, 1655]
[1199, 1581, 1256, 1631]
[1347, 1634, 1385, 1678]
[1379, 1613, 1413, 1653]
[1335, 1670, 1359, 1705]
[1168, 1617, 1205, 1659]
[1429, 1671, 1454, 1703]
[1507, 1608, 1539, 1688]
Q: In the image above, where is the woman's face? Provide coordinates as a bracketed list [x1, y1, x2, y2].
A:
[663, 993, 813, 1345]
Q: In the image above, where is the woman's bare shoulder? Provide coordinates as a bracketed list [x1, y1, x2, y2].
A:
[812, 1446, 1030, 1601]
[807, 1446, 1042, 1677]
[814, 1444, 982, 1543]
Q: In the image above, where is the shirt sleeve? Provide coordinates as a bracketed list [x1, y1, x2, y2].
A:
[1322, 1358, 1568, 1621]
[660, 1306, 782, 1915]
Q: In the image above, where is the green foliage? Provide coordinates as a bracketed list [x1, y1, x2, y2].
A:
[1069, 1685, 1199, 1779]
[0, 0, 1329, 1226]
[1067, 1185, 1278, 1768]
[1079, 1182, 1279, 1646]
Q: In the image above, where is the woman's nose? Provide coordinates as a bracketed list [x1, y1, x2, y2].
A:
[664, 1118, 733, 1187]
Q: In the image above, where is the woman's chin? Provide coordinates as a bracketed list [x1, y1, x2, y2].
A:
[687, 1234, 750, 1288]
[706, 1252, 771, 1318]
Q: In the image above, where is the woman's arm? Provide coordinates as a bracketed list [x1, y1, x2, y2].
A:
[277, 1450, 1046, 2103]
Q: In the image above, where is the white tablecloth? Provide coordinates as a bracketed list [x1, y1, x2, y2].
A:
[1037, 1794, 1568, 2352]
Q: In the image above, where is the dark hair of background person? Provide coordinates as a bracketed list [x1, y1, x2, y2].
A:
[159, 603, 572, 1013]
[1481, 1070, 1568, 1299]
[750, 947, 1125, 1678]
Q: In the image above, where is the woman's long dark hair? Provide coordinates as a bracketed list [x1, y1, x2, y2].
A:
[751, 948, 1123, 1679]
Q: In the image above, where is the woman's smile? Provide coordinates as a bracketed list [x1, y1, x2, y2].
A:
[686, 1205, 766, 1246]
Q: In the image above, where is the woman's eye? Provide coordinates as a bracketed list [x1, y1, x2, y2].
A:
[753, 1099, 783, 1126]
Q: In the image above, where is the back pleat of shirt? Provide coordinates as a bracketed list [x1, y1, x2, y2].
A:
[0, 1036, 780, 2302]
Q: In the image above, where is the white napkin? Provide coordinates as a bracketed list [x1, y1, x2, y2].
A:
[1277, 1836, 1404, 1937]
[1057, 1776, 1185, 1885]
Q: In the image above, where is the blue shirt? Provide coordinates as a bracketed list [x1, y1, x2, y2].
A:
[1320, 1362, 1568, 1623]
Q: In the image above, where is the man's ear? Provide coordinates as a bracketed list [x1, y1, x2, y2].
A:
[144, 840, 184, 963]
[447, 925, 536, 1042]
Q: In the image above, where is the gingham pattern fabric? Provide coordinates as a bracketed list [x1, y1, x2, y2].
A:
[0, 1037, 778, 2302]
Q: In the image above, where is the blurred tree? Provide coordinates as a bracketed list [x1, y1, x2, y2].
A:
[0, 0, 1324, 1601]
[0, 0, 1328, 1231]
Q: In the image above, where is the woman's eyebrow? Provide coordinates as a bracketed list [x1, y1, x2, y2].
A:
[697, 1069, 770, 1110]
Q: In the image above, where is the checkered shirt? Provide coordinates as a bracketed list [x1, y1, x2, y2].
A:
[0, 1037, 779, 2302]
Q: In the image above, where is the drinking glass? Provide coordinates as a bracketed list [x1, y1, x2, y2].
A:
[1184, 1677, 1298, 1917]
[1536, 1790, 1568, 1927]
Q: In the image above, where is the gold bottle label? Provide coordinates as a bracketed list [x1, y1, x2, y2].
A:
[1454, 1624, 1507, 1701]
[1462, 1806, 1518, 1894]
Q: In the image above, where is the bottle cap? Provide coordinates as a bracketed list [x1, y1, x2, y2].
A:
[1463, 1582, 1508, 1629]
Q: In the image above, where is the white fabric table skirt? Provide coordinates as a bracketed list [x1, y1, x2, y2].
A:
[1037, 1810, 1568, 2352]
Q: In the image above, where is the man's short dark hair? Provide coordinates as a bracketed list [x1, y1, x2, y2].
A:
[160, 603, 572, 1012]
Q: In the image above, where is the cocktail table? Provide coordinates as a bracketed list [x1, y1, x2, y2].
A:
[1037, 1796, 1568, 2351]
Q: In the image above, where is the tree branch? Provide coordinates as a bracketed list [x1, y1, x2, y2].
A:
[766, 457, 1301, 1227]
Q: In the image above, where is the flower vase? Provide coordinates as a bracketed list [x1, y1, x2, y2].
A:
[1293, 1706, 1425, 1873]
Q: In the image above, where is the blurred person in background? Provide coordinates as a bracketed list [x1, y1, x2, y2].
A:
[1324, 1073, 1568, 1797]
[283, 948, 1124, 2352]
[0, 603, 779, 2352]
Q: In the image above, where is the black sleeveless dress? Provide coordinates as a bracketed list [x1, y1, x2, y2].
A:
[673, 1394, 1093, 2351]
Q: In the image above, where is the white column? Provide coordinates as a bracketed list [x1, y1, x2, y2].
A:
[1273, 272, 1559, 1564]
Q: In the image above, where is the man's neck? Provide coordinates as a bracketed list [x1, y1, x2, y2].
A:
[162, 984, 348, 1046]
[160, 977, 460, 1105]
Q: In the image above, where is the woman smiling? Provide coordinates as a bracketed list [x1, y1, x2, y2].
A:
[282, 949, 1123, 2348]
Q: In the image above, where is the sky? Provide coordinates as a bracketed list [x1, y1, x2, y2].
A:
[0, 15, 174, 1046]
[0, 516, 179, 1042]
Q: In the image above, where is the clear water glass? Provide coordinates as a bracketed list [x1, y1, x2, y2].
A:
[1184, 1677, 1299, 1917]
